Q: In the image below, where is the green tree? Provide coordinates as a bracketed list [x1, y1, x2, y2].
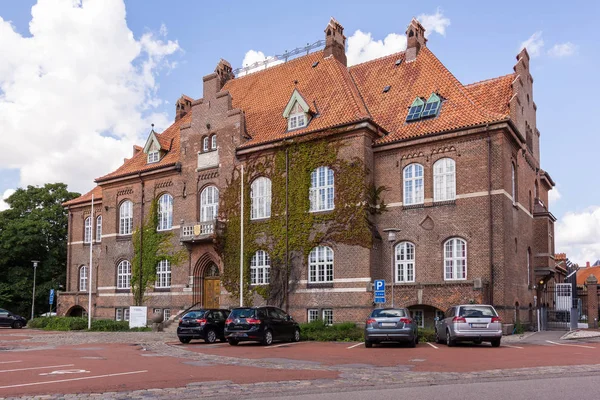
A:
[131, 198, 185, 306]
[0, 183, 79, 317]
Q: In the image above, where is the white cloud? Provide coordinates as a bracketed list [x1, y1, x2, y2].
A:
[555, 206, 600, 265]
[548, 42, 577, 57]
[0, 189, 15, 211]
[237, 50, 284, 77]
[417, 8, 451, 38]
[519, 31, 544, 57]
[548, 186, 561, 206]
[0, 0, 180, 193]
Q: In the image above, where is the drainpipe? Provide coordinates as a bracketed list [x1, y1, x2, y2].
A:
[138, 173, 145, 306]
[285, 146, 290, 312]
[487, 125, 494, 306]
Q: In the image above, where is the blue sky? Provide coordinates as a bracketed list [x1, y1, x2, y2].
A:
[0, 0, 598, 263]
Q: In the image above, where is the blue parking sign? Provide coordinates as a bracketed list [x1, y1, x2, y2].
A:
[374, 280, 385, 291]
[373, 280, 385, 304]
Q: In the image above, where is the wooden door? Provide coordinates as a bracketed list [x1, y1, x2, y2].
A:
[203, 278, 220, 309]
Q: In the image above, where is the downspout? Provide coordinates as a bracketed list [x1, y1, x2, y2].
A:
[66, 211, 73, 293]
[138, 173, 145, 306]
[486, 125, 494, 306]
[285, 146, 290, 312]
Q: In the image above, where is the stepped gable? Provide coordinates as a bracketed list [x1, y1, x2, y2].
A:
[349, 47, 510, 144]
[223, 51, 370, 148]
[63, 185, 102, 206]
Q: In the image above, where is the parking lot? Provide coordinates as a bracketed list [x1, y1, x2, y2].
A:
[1, 329, 600, 398]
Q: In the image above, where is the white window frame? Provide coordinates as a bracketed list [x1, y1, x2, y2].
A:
[84, 217, 92, 243]
[288, 103, 307, 130]
[147, 150, 160, 164]
[309, 166, 334, 212]
[95, 215, 102, 243]
[250, 250, 271, 285]
[156, 260, 171, 288]
[433, 158, 456, 202]
[403, 163, 424, 205]
[163, 309, 171, 321]
[124, 308, 130, 321]
[251, 177, 272, 220]
[211, 135, 217, 150]
[307, 309, 319, 323]
[115, 308, 123, 321]
[79, 266, 88, 292]
[119, 200, 133, 235]
[444, 238, 467, 281]
[395, 242, 415, 283]
[512, 162, 517, 205]
[157, 194, 173, 231]
[117, 260, 132, 289]
[308, 246, 334, 283]
[410, 309, 424, 328]
[200, 186, 219, 222]
[203, 137, 209, 152]
[322, 309, 333, 326]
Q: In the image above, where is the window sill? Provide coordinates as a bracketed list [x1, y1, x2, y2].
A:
[116, 235, 132, 242]
[153, 287, 171, 292]
[402, 203, 425, 210]
[309, 208, 335, 215]
[432, 199, 456, 206]
[307, 282, 334, 288]
[250, 217, 271, 222]
[115, 288, 131, 293]
[250, 283, 269, 287]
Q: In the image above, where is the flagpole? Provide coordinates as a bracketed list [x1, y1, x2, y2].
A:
[240, 165, 244, 307]
[88, 194, 94, 330]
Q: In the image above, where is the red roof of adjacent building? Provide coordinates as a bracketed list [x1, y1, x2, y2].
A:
[577, 266, 600, 286]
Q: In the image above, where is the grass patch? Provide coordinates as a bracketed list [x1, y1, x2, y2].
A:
[28, 317, 151, 332]
[299, 320, 364, 342]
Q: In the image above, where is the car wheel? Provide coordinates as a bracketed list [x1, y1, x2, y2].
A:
[473, 339, 482, 345]
[11, 321, 23, 329]
[228, 339, 239, 346]
[291, 328, 300, 342]
[446, 330, 455, 347]
[491, 338, 501, 348]
[415, 333, 420, 345]
[205, 329, 217, 344]
[365, 340, 373, 348]
[262, 329, 273, 346]
[179, 337, 191, 344]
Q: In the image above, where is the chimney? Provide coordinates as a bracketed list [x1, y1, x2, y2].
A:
[587, 261, 591, 268]
[175, 95, 192, 121]
[324, 17, 347, 66]
[203, 59, 234, 99]
[405, 18, 427, 62]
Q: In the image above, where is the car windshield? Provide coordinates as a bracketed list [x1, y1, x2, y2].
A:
[183, 310, 206, 319]
[229, 308, 256, 319]
[371, 309, 407, 318]
[459, 306, 497, 318]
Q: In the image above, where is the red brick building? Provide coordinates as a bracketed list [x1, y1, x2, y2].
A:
[58, 18, 556, 329]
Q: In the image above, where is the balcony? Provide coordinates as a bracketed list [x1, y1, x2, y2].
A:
[180, 221, 216, 243]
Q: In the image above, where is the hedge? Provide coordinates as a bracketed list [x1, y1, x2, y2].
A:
[27, 317, 150, 332]
[299, 321, 364, 342]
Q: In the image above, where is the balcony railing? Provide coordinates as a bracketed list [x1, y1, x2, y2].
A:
[180, 221, 216, 242]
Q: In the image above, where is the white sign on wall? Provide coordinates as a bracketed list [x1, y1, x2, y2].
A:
[129, 306, 147, 328]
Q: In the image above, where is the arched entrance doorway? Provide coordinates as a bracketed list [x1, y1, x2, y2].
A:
[66, 305, 86, 317]
[193, 255, 221, 308]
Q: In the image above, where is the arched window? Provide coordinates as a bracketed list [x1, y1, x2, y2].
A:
[309, 166, 334, 212]
[403, 163, 424, 205]
[251, 177, 272, 220]
[79, 266, 88, 291]
[433, 158, 456, 202]
[444, 238, 467, 280]
[203, 137, 209, 152]
[211, 135, 217, 150]
[511, 162, 517, 205]
[84, 217, 92, 243]
[119, 200, 133, 235]
[308, 246, 334, 283]
[157, 194, 173, 231]
[250, 250, 271, 285]
[95, 215, 102, 242]
[117, 260, 131, 289]
[395, 242, 415, 282]
[156, 260, 171, 288]
[527, 248, 532, 288]
[200, 186, 219, 222]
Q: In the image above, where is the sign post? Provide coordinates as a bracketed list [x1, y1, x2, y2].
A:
[48, 289, 54, 315]
[374, 279, 386, 305]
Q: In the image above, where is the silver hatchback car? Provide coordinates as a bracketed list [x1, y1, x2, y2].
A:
[434, 304, 502, 347]
[364, 308, 418, 348]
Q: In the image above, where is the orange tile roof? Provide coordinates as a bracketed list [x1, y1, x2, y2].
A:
[577, 266, 600, 286]
[63, 185, 102, 207]
[464, 73, 515, 117]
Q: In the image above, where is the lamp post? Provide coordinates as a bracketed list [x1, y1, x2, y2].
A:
[31, 260, 40, 320]
[383, 229, 401, 308]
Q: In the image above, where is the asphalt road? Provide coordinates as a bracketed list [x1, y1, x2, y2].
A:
[269, 374, 597, 400]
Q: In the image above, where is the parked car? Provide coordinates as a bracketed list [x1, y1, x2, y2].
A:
[434, 304, 502, 347]
[177, 309, 230, 344]
[224, 306, 300, 346]
[364, 308, 418, 348]
[0, 308, 27, 329]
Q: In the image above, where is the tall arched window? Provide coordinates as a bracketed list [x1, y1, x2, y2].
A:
[79, 266, 88, 291]
[433, 158, 456, 202]
[309, 166, 334, 212]
[403, 163, 424, 205]
[119, 200, 133, 235]
[203, 137, 209, 152]
[511, 163, 517, 205]
[157, 194, 173, 231]
[156, 260, 171, 288]
[211, 135, 217, 150]
[84, 217, 92, 243]
[250, 250, 271, 285]
[308, 246, 334, 283]
[395, 242, 415, 282]
[200, 186, 219, 222]
[444, 238, 467, 280]
[251, 177, 272, 220]
[95, 215, 102, 242]
[117, 260, 132, 289]
[527, 247, 532, 288]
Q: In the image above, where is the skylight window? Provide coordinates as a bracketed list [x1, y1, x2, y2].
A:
[383, 85, 391, 93]
[421, 93, 442, 118]
[147, 150, 160, 163]
[395, 59, 402, 66]
[406, 97, 425, 122]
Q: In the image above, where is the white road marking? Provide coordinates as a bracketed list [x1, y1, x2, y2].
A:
[426, 342, 439, 349]
[265, 342, 302, 349]
[39, 369, 90, 376]
[0, 364, 74, 374]
[0, 370, 147, 390]
[0, 361, 21, 365]
[347, 342, 364, 349]
[546, 340, 595, 349]
[502, 344, 524, 349]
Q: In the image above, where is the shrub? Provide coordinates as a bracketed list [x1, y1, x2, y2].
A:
[299, 320, 363, 342]
[418, 328, 437, 342]
[27, 317, 52, 329]
[90, 319, 130, 332]
[28, 317, 151, 332]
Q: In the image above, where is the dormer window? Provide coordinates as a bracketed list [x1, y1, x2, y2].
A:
[421, 93, 442, 118]
[147, 150, 160, 163]
[406, 97, 425, 122]
[283, 89, 312, 132]
[288, 103, 307, 130]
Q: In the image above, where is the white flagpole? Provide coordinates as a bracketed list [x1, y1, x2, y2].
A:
[240, 165, 244, 307]
[88, 194, 94, 330]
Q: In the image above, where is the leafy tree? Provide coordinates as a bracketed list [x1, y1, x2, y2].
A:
[131, 198, 185, 306]
[0, 183, 79, 317]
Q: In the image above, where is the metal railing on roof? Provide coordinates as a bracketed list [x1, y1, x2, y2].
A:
[233, 40, 326, 76]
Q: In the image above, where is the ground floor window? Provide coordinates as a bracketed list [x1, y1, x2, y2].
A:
[307, 309, 319, 323]
[115, 308, 130, 321]
[163, 309, 171, 321]
[322, 309, 333, 326]
[410, 309, 424, 328]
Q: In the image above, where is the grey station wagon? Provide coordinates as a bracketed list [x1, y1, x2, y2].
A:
[364, 308, 418, 348]
[434, 304, 502, 347]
